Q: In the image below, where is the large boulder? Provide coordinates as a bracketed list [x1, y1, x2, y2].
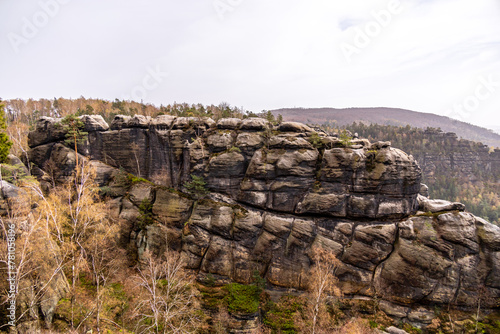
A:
[28, 117, 65, 147]
[79, 115, 109, 131]
[110, 115, 132, 130]
[278, 121, 313, 133]
[0, 181, 21, 200]
[417, 195, 466, 213]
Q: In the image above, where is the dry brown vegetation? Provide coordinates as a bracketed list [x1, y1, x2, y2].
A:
[2, 97, 249, 153]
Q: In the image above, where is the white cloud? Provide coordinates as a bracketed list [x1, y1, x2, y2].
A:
[1, 0, 499, 129]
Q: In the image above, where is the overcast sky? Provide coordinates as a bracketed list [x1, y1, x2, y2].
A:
[1, 0, 500, 131]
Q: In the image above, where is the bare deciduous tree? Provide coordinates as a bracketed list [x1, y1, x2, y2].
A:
[85, 216, 121, 334]
[132, 246, 201, 334]
[130, 142, 142, 178]
[0, 179, 67, 331]
[6, 121, 30, 172]
[30, 160, 113, 331]
[307, 246, 342, 334]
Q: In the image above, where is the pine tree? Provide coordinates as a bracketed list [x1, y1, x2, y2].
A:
[0, 101, 13, 163]
[59, 114, 88, 170]
[184, 175, 208, 200]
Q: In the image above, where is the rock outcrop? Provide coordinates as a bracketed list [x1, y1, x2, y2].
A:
[413, 129, 500, 182]
[26, 115, 500, 326]
[28, 116, 422, 219]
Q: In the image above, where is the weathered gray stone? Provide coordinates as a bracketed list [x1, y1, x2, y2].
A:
[435, 212, 478, 251]
[110, 115, 132, 130]
[296, 192, 347, 216]
[268, 135, 314, 149]
[235, 132, 264, 151]
[418, 195, 465, 212]
[152, 189, 193, 228]
[151, 115, 176, 129]
[28, 116, 65, 147]
[385, 326, 410, 334]
[278, 121, 313, 133]
[206, 151, 246, 196]
[217, 117, 242, 129]
[370, 141, 391, 150]
[475, 216, 500, 251]
[79, 114, 109, 131]
[407, 306, 435, 324]
[89, 160, 117, 186]
[172, 116, 214, 130]
[378, 301, 409, 319]
[127, 115, 151, 128]
[129, 182, 155, 206]
[419, 183, 429, 198]
[239, 118, 269, 131]
[24, 114, 500, 326]
[0, 181, 20, 200]
[207, 132, 234, 152]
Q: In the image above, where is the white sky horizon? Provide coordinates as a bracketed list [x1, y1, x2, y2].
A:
[1, 0, 499, 132]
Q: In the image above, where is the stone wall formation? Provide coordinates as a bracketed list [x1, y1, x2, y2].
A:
[26, 114, 500, 326]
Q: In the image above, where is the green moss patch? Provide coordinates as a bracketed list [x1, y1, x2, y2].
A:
[223, 283, 261, 314]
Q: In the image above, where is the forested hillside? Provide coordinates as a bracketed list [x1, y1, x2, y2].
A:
[322, 122, 500, 225]
[2, 97, 249, 159]
[273, 107, 500, 148]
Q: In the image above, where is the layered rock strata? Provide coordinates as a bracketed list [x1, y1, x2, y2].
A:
[28, 115, 421, 219]
[27, 115, 500, 325]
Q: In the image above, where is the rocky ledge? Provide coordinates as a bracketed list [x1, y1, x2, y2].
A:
[29, 115, 422, 219]
[26, 115, 500, 325]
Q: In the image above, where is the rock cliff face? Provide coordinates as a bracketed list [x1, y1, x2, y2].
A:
[408, 129, 500, 182]
[27, 115, 500, 324]
[29, 115, 421, 219]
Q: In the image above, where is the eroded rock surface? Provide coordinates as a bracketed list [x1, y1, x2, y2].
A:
[28, 115, 422, 219]
[26, 115, 500, 324]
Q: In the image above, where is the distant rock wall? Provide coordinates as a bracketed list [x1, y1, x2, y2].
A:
[412, 130, 500, 182]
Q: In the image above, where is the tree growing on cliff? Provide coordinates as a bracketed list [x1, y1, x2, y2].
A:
[184, 175, 208, 200]
[306, 246, 342, 334]
[86, 219, 121, 333]
[0, 178, 67, 330]
[339, 130, 352, 147]
[0, 101, 13, 163]
[132, 248, 201, 334]
[35, 160, 116, 330]
[59, 114, 88, 170]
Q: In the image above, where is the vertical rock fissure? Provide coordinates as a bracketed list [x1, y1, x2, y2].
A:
[197, 243, 211, 274]
[262, 255, 273, 280]
[450, 265, 463, 305]
[144, 130, 151, 179]
[370, 222, 400, 293]
[166, 134, 176, 188]
[230, 239, 236, 281]
[284, 218, 295, 257]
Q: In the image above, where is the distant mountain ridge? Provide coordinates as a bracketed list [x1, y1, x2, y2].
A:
[271, 107, 500, 148]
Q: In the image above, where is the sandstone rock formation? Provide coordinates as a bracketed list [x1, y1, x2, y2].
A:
[410, 129, 500, 182]
[26, 115, 500, 326]
[28, 115, 422, 219]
